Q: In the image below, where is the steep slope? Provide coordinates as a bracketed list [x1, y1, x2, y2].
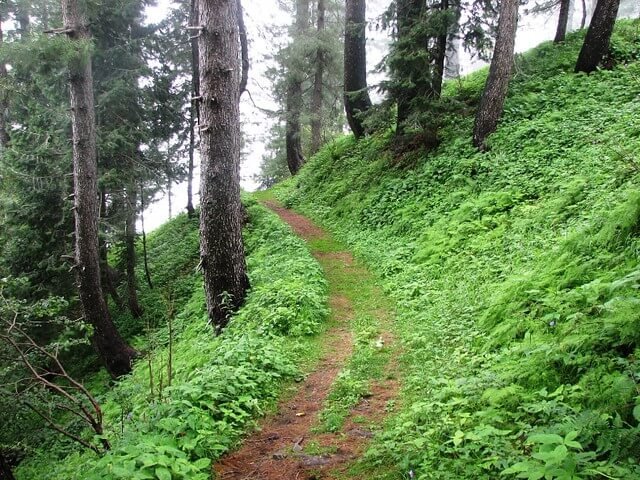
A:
[276, 21, 640, 479]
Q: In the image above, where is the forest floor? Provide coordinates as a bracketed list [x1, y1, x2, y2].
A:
[213, 201, 400, 480]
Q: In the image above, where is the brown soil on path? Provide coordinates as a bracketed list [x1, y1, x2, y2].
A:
[213, 201, 399, 480]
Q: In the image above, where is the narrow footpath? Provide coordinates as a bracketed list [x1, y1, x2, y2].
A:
[213, 201, 400, 480]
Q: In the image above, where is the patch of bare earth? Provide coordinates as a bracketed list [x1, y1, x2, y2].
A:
[213, 201, 400, 480]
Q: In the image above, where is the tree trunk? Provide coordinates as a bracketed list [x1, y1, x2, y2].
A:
[575, 0, 620, 73]
[198, 0, 249, 334]
[285, 78, 305, 175]
[62, 0, 137, 378]
[125, 187, 143, 319]
[285, 0, 309, 175]
[581, 0, 588, 28]
[0, 450, 16, 480]
[433, 0, 449, 96]
[187, 103, 196, 218]
[310, 0, 325, 154]
[237, 0, 249, 96]
[139, 185, 153, 289]
[0, 14, 9, 148]
[472, 0, 518, 149]
[344, 0, 372, 139]
[99, 188, 124, 310]
[395, 0, 425, 133]
[555, 0, 571, 42]
[187, 0, 199, 218]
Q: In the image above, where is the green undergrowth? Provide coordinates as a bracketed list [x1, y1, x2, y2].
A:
[16, 198, 329, 479]
[275, 21, 640, 480]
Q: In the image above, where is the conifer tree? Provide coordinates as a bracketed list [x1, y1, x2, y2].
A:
[285, 0, 309, 175]
[344, 0, 371, 139]
[311, 0, 326, 154]
[198, 0, 249, 333]
[61, 0, 138, 377]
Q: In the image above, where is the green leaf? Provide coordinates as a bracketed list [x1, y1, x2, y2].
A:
[155, 466, 172, 480]
[193, 458, 211, 470]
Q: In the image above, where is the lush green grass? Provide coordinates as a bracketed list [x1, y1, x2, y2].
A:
[15, 198, 329, 479]
[275, 21, 640, 480]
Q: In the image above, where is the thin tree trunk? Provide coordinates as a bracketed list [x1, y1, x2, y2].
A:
[190, 0, 201, 124]
[555, 0, 571, 42]
[344, 0, 372, 139]
[198, 0, 249, 333]
[310, 0, 325, 154]
[0, 15, 9, 148]
[62, 0, 137, 378]
[581, 0, 588, 28]
[237, 0, 249, 96]
[99, 188, 124, 310]
[187, 104, 196, 218]
[167, 176, 172, 218]
[472, 0, 518, 149]
[575, 0, 620, 73]
[433, 0, 449, 96]
[125, 187, 143, 318]
[188, 0, 199, 218]
[285, 0, 309, 175]
[139, 185, 153, 289]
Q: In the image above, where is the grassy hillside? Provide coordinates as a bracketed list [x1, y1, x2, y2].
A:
[275, 21, 640, 479]
[15, 198, 328, 479]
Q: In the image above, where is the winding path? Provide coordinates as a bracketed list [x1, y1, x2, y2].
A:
[214, 201, 399, 480]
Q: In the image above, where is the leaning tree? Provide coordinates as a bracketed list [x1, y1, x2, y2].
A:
[61, 0, 138, 377]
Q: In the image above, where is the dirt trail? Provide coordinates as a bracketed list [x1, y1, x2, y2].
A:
[214, 201, 399, 480]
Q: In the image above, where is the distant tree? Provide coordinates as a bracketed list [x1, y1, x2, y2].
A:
[310, 0, 326, 154]
[554, 0, 571, 42]
[285, 0, 309, 175]
[344, 0, 372, 139]
[472, 0, 519, 149]
[198, 0, 249, 333]
[385, 0, 458, 145]
[61, 0, 138, 377]
[575, 0, 620, 73]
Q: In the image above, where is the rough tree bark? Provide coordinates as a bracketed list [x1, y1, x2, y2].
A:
[125, 187, 143, 318]
[344, 0, 372, 139]
[555, 0, 571, 42]
[61, 0, 137, 377]
[575, 0, 620, 73]
[472, 0, 518, 149]
[285, 0, 309, 175]
[310, 0, 325, 154]
[198, 0, 249, 334]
